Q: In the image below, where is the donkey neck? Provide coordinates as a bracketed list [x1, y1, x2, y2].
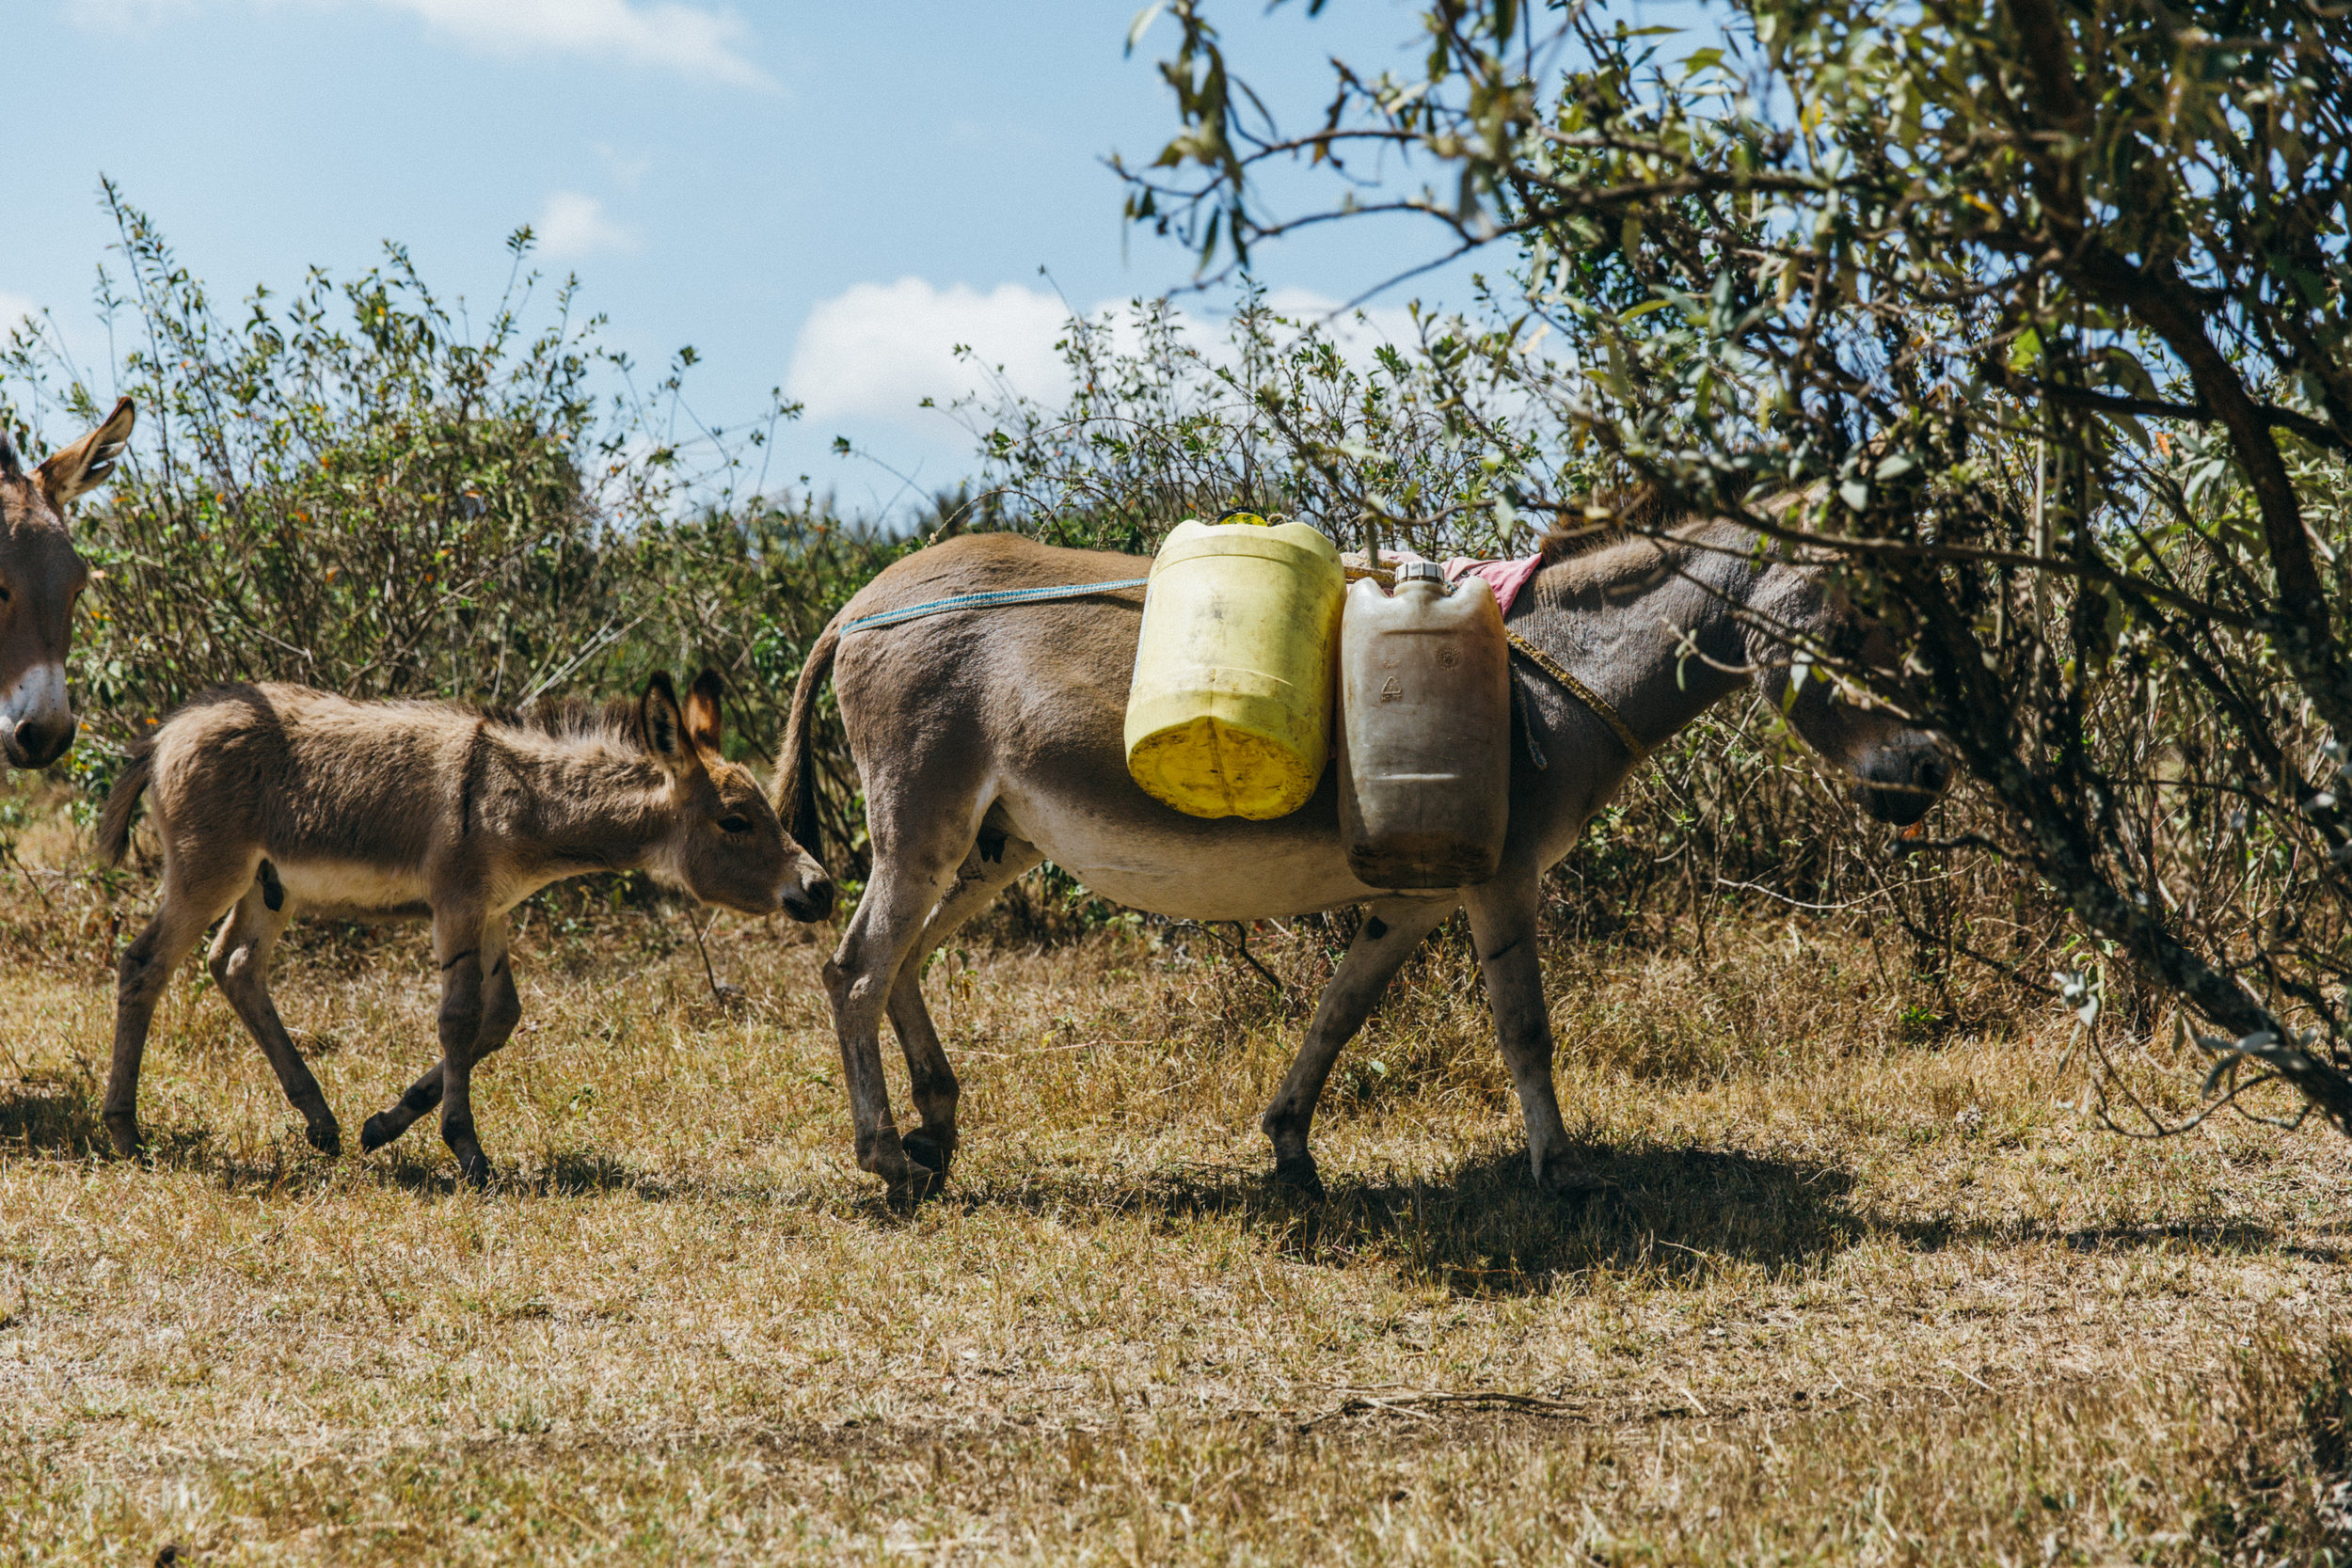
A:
[1511, 522, 1765, 750]
[488, 729, 681, 870]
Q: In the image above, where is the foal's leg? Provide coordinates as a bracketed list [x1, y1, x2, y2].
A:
[1461, 869, 1592, 1195]
[361, 915, 519, 1153]
[429, 902, 501, 1187]
[1259, 893, 1459, 1197]
[208, 879, 342, 1155]
[104, 856, 254, 1157]
[884, 834, 1045, 1178]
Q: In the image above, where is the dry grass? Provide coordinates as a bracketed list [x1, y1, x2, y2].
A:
[3, 795, 2351, 1564]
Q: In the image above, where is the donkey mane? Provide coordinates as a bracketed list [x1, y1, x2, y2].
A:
[477, 694, 649, 751]
[1534, 483, 1694, 565]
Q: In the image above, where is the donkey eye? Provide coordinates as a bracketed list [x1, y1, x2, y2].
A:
[719, 815, 753, 835]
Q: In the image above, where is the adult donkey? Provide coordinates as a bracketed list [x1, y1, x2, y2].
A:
[778, 511, 1949, 1202]
[0, 399, 137, 768]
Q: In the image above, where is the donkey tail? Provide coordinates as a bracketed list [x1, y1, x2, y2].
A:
[97, 739, 157, 866]
[772, 609, 848, 860]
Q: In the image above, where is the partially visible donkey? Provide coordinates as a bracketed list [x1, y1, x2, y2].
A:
[98, 671, 834, 1183]
[0, 398, 137, 768]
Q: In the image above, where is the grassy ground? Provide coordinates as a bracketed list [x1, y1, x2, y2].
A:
[2, 800, 2350, 1564]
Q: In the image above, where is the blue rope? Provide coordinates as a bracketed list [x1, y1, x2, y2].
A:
[839, 578, 1152, 636]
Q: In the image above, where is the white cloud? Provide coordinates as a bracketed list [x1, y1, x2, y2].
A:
[66, 0, 771, 87]
[372, 0, 771, 88]
[786, 278, 1076, 429]
[785, 279, 1437, 436]
[533, 192, 638, 261]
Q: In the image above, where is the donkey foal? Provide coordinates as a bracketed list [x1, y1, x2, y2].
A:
[99, 672, 833, 1183]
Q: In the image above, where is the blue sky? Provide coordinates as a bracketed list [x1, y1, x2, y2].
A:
[7, 0, 1508, 519]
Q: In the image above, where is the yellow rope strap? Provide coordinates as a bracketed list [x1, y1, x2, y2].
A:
[1502, 630, 1647, 759]
[1343, 562, 1646, 759]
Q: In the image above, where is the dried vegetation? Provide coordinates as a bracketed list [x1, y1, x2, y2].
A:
[2, 780, 2351, 1565]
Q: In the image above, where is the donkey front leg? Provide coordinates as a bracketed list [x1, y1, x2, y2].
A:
[209, 876, 342, 1155]
[1461, 870, 1596, 1196]
[105, 861, 253, 1157]
[1260, 894, 1460, 1198]
[362, 917, 520, 1154]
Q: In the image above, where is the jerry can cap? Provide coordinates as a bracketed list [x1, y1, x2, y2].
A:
[1395, 560, 1445, 583]
[1214, 507, 1272, 527]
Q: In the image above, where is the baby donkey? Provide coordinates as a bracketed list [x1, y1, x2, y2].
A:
[99, 672, 833, 1183]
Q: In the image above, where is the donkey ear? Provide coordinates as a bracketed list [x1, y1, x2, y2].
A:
[37, 397, 136, 512]
[640, 672, 696, 771]
[684, 669, 725, 753]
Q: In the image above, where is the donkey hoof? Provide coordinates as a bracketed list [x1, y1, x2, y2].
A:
[884, 1159, 946, 1211]
[305, 1118, 343, 1158]
[1272, 1154, 1327, 1202]
[900, 1131, 954, 1177]
[359, 1112, 405, 1152]
[455, 1151, 492, 1191]
[1539, 1165, 1609, 1202]
[102, 1112, 143, 1160]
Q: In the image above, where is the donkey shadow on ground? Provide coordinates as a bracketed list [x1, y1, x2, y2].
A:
[942, 1141, 1869, 1297]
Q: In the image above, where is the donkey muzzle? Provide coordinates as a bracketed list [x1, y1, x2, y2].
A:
[1, 712, 75, 769]
[1852, 745, 1949, 827]
[781, 867, 836, 924]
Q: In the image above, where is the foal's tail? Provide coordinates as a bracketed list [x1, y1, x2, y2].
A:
[772, 608, 848, 861]
[97, 738, 156, 866]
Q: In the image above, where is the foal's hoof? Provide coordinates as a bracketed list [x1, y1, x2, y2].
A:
[454, 1150, 492, 1191]
[1271, 1153, 1327, 1202]
[305, 1118, 343, 1158]
[102, 1113, 143, 1160]
[359, 1112, 406, 1152]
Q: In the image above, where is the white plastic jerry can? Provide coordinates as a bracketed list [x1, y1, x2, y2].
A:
[1337, 562, 1511, 887]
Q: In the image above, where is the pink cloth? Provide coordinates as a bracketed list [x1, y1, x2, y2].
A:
[1343, 549, 1544, 617]
[1443, 555, 1543, 617]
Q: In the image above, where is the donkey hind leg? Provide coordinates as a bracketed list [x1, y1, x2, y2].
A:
[885, 833, 1046, 1180]
[1461, 870, 1597, 1196]
[824, 832, 979, 1201]
[208, 879, 342, 1156]
[1260, 894, 1460, 1198]
[431, 908, 506, 1188]
[104, 857, 256, 1157]
[361, 927, 520, 1154]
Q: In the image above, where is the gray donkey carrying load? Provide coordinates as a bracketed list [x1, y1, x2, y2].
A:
[776, 512, 1950, 1204]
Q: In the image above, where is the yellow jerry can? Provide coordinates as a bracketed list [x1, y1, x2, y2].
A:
[1124, 514, 1345, 819]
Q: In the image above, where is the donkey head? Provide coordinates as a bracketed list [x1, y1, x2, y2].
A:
[1746, 559, 1950, 829]
[0, 398, 135, 768]
[640, 670, 836, 921]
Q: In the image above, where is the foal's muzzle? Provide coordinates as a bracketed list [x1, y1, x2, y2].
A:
[782, 869, 836, 924]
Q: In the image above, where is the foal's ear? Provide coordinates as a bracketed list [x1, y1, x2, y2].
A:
[639, 672, 699, 772]
[37, 397, 136, 512]
[685, 669, 725, 753]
